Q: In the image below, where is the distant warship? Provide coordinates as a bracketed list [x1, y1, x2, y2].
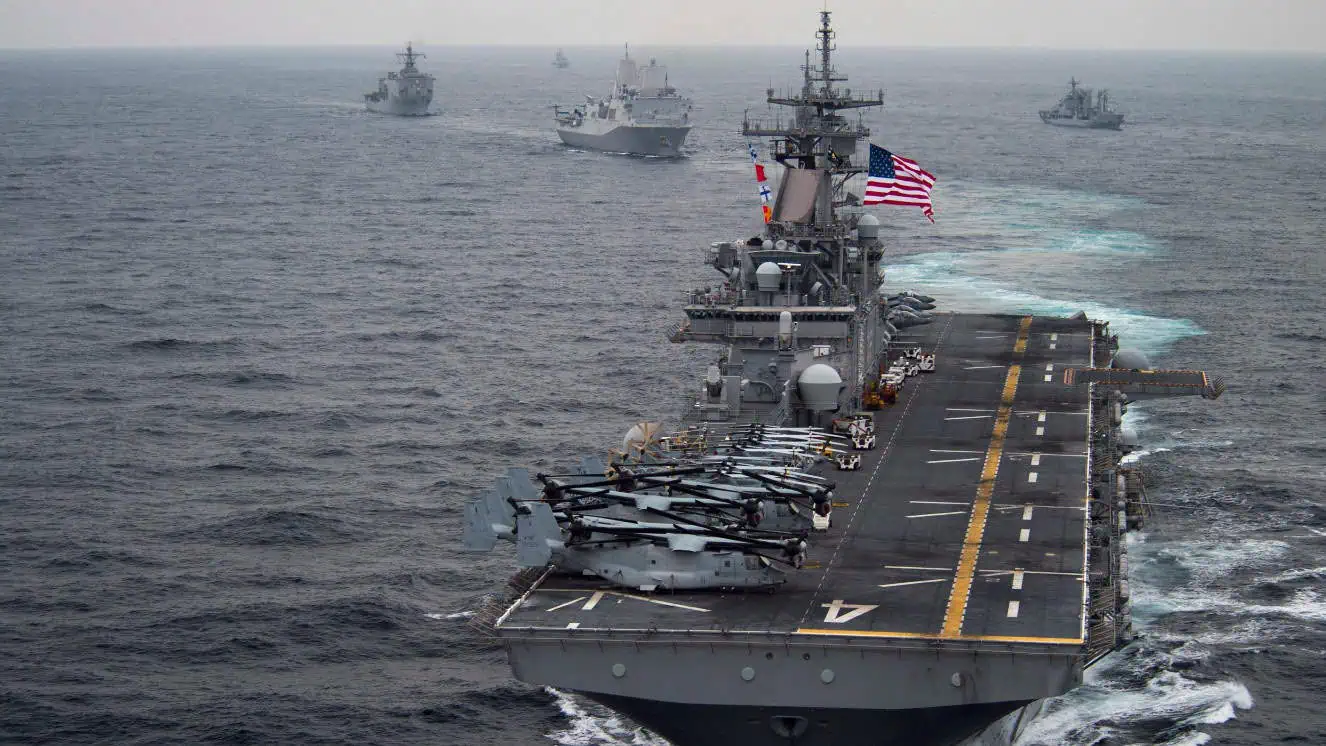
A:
[553, 49, 570, 68]
[465, 11, 1222, 746]
[554, 45, 692, 157]
[364, 43, 434, 116]
[1039, 78, 1124, 129]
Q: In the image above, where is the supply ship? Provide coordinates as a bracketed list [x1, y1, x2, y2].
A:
[465, 13, 1220, 745]
[1039, 77, 1124, 129]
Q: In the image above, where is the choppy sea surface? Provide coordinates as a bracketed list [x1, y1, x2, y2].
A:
[2, 42, 1324, 745]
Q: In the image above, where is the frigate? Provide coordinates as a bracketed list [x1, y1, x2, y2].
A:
[363, 43, 434, 116]
[553, 48, 570, 69]
[465, 12, 1221, 746]
[1039, 78, 1124, 129]
[554, 45, 692, 157]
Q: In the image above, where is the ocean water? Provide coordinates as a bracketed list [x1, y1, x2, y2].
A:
[2, 42, 1324, 745]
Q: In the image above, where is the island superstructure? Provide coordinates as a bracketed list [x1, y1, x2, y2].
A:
[465, 12, 1220, 746]
[364, 43, 434, 116]
[554, 45, 692, 157]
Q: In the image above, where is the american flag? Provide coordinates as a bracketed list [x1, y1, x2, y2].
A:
[864, 144, 936, 222]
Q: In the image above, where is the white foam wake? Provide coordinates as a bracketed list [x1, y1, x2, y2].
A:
[545, 687, 670, 746]
[885, 252, 1204, 355]
[1013, 670, 1252, 746]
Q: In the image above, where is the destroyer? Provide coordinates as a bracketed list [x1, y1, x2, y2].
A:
[553, 48, 570, 68]
[1039, 77, 1124, 129]
[554, 45, 692, 157]
[363, 43, 434, 116]
[466, 12, 1219, 746]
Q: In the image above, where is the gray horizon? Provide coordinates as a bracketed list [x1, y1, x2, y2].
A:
[3, 0, 1325, 53]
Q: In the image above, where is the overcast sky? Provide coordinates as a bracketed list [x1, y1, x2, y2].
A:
[3, 0, 1324, 52]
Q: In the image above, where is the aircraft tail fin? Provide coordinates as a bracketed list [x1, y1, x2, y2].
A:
[516, 501, 562, 567]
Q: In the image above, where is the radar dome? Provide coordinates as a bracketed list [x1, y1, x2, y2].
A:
[1111, 348, 1152, 370]
[756, 261, 782, 291]
[857, 213, 880, 240]
[797, 364, 844, 411]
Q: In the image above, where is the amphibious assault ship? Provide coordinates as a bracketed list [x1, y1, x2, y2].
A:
[364, 43, 434, 116]
[465, 13, 1220, 745]
[1039, 78, 1124, 129]
[554, 45, 692, 157]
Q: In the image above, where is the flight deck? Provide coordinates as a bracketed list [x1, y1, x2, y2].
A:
[496, 313, 1093, 647]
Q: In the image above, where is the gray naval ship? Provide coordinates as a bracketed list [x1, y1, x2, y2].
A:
[465, 12, 1221, 746]
[553, 45, 692, 157]
[1039, 78, 1124, 129]
[363, 43, 434, 116]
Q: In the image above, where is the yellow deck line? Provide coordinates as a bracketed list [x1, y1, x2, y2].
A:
[940, 316, 1033, 638]
[794, 628, 1082, 645]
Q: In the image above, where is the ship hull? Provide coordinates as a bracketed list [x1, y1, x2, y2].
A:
[586, 693, 1041, 746]
[556, 124, 691, 157]
[365, 96, 432, 116]
[1039, 112, 1123, 130]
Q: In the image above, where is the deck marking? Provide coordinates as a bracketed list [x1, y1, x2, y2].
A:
[941, 315, 1032, 638]
[1049, 343, 1057, 350]
[1007, 601, 1021, 618]
[547, 596, 588, 613]
[879, 578, 949, 590]
[944, 415, 993, 421]
[1019, 528, 1031, 542]
[907, 511, 967, 519]
[946, 408, 996, 413]
[1036, 426, 1045, 436]
[1022, 505, 1034, 520]
[885, 565, 953, 572]
[582, 591, 605, 611]
[910, 500, 970, 506]
[963, 365, 1005, 370]
[1038, 411, 1047, 422]
[1045, 364, 1054, 372]
[1028, 472, 1039, 483]
[797, 314, 956, 627]
[927, 457, 983, 464]
[566, 622, 580, 629]
[1012, 570, 1025, 590]
[930, 448, 986, 454]
[1030, 454, 1041, 466]
[822, 599, 878, 624]
[795, 629, 1084, 644]
[1050, 333, 1059, 341]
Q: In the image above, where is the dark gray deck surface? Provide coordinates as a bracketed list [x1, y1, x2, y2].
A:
[499, 313, 1092, 645]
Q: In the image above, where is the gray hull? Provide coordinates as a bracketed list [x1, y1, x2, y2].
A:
[556, 124, 691, 157]
[365, 96, 432, 116]
[587, 693, 1045, 746]
[1039, 112, 1123, 130]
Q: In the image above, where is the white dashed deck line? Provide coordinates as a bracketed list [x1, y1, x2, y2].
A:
[885, 565, 953, 572]
[1012, 570, 1025, 590]
[1036, 426, 1045, 436]
[945, 415, 994, 421]
[907, 511, 967, 519]
[582, 591, 605, 611]
[927, 457, 983, 464]
[1019, 528, 1031, 542]
[1030, 454, 1041, 466]
[1007, 601, 1021, 618]
[878, 579, 949, 590]
[1022, 505, 1034, 520]
[547, 596, 588, 612]
[1037, 411, 1047, 422]
[566, 622, 581, 629]
[1028, 472, 1039, 483]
